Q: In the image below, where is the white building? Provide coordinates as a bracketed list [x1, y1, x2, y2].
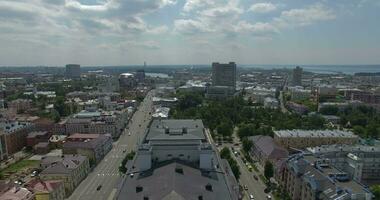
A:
[264, 97, 279, 109]
[289, 87, 311, 101]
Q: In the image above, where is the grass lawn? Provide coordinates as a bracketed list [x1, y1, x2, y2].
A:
[0, 159, 40, 175]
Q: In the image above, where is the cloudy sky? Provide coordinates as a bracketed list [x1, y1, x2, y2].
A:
[0, 0, 379, 66]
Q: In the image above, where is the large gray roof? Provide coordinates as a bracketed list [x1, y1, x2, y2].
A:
[117, 162, 233, 200]
[40, 155, 87, 175]
[145, 119, 206, 141]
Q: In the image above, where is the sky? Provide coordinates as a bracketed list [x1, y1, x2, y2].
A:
[0, 0, 379, 66]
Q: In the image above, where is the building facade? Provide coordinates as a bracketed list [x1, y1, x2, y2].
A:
[292, 66, 302, 86]
[274, 130, 359, 150]
[278, 153, 372, 200]
[212, 62, 237, 89]
[40, 155, 90, 197]
[307, 144, 380, 185]
[65, 64, 81, 79]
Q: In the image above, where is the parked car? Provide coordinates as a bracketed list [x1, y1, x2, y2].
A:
[249, 194, 254, 199]
[244, 185, 248, 190]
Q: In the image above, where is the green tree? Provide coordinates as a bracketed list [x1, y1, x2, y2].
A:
[264, 161, 274, 180]
[319, 105, 339, 115]
[242, 138, 253, 153]
[220, 147, 231, 159]
[371, 185, 380, 200]
[216, 120, 233, 137]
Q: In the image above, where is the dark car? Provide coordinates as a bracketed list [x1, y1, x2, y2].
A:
[264, 187, 271, 193]
[97, 185, 102, 191]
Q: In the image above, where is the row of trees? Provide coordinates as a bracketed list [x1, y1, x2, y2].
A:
[172, 92, 327, 139]
[320, 105, 380, 138]
[220, 147, 240, 180]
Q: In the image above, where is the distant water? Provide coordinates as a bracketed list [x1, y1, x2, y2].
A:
[240, 65, 380, 75]
[145, 72, 171, 78]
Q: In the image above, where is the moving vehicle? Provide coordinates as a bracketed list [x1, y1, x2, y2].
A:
[244, 185, 248, 190]
[249, 194, 254, 199]
[96, 185, 102, 191]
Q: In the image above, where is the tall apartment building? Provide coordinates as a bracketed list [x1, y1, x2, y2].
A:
[212, 62, 237, 89]
[274, 130, 359, 150]
[307, 144, 380, 185]
[278, 153, 372, 200]
[292, 66, 302, 86]
[65, 64, 81, 79]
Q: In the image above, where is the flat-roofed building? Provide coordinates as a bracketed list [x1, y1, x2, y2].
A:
[307, 144, 380, 185]
[278, 153, 372, 200]
[63, 133, 112, 165]
[274, 130, 359, 150]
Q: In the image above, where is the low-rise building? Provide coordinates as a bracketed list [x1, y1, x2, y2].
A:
[307, 144, 380, 185]
[28, 179, 66, 200]
[248, 135, 288, 166]
[152, 107, 170, 119]
[8, 99, 32, 112]
[278, 153, 372, 200]
[64, 110, 128, 138]
[40, 155, 90, 197]
[274, 130, 359, 150]
[27, 131, 51, 147]
[152, 97, 178, 108]
[264, 97, 279, 109]
[0, 186, 34, 200]
[286, 102, 309, 115]
[290, 88, 311, 101]
[63, 133, 112, 165]
[206, 86, 235, 100]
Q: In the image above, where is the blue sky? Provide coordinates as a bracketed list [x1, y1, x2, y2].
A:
[0, 0, 379, 66]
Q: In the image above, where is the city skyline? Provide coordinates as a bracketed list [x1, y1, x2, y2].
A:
[0, 0, 380, 66]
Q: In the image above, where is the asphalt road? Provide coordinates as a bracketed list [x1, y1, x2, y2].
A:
[67, 91, 154, 200]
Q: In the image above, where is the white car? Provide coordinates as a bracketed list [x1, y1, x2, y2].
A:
[267, 195, 272, 199]
[249, 194, 254, 199]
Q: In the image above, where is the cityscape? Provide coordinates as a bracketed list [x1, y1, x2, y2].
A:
[1, 1, 380, 200]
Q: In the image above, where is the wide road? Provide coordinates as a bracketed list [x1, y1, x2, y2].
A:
[67, 90, 154, 200]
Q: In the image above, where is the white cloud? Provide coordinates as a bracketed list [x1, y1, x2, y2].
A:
[234, 21, 279, 35]
[249, 3, 277, 13]
[275, 3, 336, 27]
[183, 0, 216, 12]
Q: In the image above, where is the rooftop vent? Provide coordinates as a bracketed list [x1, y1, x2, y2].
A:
[143, 197, 149, 200]
[175, 166, 184, 174]
[136, 186, 143, 193]
[198, 195, 203, 200]
[182, 127, 187, 134]
[205, 183, 213, 192]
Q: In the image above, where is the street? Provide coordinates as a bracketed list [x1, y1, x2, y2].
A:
[67, 91, 154, 200]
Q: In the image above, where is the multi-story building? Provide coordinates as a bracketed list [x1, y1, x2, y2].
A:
[117, 119, 240, 200]
[63, 133, 112, 165]
[0, 186, 34, 200]
[64, 110, 128, 138]
[245, 86, 276, 104]
[292, 66, 303, 86]
[286, 102, 309, 115]
[274, 130, 359, 150]
[40, 154, 90, 197]
[212, 62, 237, 89]
[26, 131, 51, 147]
[0, 121, 34, 157]
[307, 144, 380, 185]
[135, 69, 145, 83]
[248, 135, 288, 166]
[65, 64, 81, 79]
[278, 153, 372, 200]
[289, 87, 311, 101]
[8, 99, 32, 112]
[29, 179, 66, 200]
[119, 73, 136, 90]
[264, 97, 279, 109]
